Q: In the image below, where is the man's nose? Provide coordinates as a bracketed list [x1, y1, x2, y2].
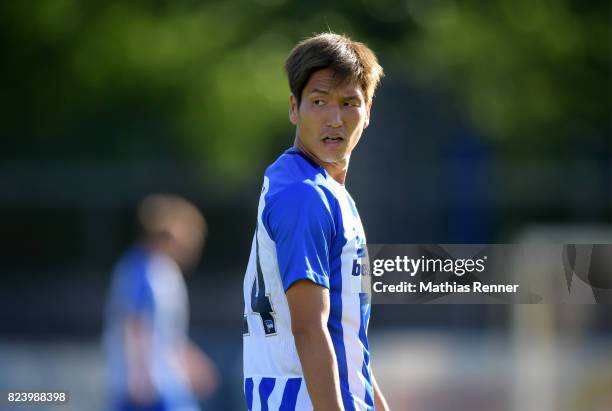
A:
[326, 104, 342, 127]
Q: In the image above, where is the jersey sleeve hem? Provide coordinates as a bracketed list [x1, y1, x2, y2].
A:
[283, 270, 330, 292]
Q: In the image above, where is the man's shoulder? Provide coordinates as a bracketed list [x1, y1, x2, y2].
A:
[265, 148, 320, 182]
[113, 246, 171, 286]
[114, 247, 147, 276]
[264, 148, 330, 198]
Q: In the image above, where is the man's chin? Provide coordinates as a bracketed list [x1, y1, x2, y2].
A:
[319, 153, 348, 164]
[308, 146, 349, 165]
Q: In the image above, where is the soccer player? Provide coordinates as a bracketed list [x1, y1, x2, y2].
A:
[242, 33, 389, 410]
[104, 194, 218, 411]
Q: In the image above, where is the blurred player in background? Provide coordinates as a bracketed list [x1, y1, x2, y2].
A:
[242, 33, 389, 410]
[104, 194, 218, 411]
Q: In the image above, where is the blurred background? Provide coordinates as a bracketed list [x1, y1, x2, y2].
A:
[0, 0, 610, 410]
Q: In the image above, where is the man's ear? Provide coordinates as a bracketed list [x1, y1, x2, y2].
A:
[364, 100, 372, 129]
[289, 94, 298, 125]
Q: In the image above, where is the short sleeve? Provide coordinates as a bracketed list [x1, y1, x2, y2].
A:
[111, 256, 155, 315]
[264, 182, 336, 291]
[122, 273, 153, 313]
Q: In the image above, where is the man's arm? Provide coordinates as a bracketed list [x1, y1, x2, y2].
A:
[180, 340, 219, 400]
[124, 315, 157, 405]
[372, 372, 390, 411]
[286, 280, 343, 411]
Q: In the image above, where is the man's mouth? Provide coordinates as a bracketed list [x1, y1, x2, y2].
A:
[322, 136, 344, 142]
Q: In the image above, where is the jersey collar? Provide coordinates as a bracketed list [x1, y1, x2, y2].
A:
[284, 147, 322, 170]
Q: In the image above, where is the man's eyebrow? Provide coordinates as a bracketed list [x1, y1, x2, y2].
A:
[308, 88, 330, 95]
[308, 89, 363, 100]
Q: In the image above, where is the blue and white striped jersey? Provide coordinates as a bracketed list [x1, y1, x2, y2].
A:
[104, 246, 200, 411]
[243, 148, 373, 411]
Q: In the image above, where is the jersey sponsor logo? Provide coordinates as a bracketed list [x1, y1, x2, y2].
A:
[351, 235, 370, 277]
[350, 234, 372, 297]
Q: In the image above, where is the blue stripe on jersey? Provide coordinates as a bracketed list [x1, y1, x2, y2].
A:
[359, 300, 374, 409]
[330, 286, 355, 411]
[362, 363, 374, 410]
[115, 247, 154, 313]
[326, 205, 355, 411]
[244, 378, 254, 411]
[279, 378, 302, 411]
[259, 378, 276, 411]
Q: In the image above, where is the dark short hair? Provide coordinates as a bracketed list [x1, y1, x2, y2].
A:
[284, 32, 384, 106]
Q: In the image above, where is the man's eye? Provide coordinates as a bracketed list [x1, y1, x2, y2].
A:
[313, 99, 325, 106]
[345, 101, 360, 107]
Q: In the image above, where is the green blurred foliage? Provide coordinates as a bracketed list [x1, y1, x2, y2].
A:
[400, 0, 610, 156]
[0, 0, 608, 180]
[1, 0, 296, 178]
[0, 0, 409, 180]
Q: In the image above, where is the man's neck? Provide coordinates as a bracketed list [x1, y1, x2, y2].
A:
[293, 140, 349, 185]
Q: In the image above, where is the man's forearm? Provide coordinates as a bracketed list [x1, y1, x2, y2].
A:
[124, 317, 156, 404]
[294, 327, 343, 411]
[372, 373, 390, 411]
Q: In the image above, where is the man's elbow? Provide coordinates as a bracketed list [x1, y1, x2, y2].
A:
[291, 320, 327, 340]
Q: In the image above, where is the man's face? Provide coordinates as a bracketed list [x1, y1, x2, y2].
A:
[290, 68, 371, 164]
[162, 219, 205, 273]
